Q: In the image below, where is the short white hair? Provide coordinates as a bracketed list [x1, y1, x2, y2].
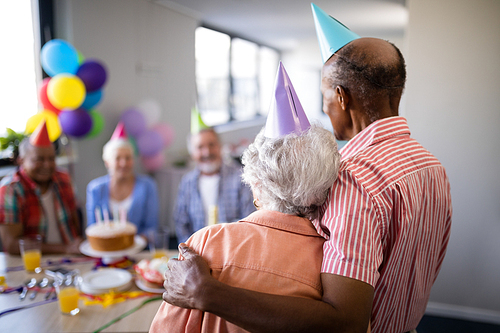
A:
[242, 124, 341, 220]
[102, 139, 134, 163]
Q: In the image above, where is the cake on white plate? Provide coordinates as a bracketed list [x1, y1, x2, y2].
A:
[85, 221, 137, 251]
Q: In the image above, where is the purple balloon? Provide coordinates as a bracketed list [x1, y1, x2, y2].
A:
[59, 108, 93, 137]
[120, 108, 147, 137]
[137, 130, 164, 157]
[76, 60, 107, 92]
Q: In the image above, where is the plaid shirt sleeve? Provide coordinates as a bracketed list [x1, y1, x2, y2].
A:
[0, 182, 20, 224]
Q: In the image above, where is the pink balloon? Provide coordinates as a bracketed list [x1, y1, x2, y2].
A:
[141, 152, 165, 171]
[151, 123, 175, 148]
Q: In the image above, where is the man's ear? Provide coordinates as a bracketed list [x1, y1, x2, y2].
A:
[336, 85, 349, 111]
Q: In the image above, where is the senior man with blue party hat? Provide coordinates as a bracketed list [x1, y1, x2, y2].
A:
[160, 4, 452, 333]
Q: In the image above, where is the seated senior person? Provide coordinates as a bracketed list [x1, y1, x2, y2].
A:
[86, 123, 159, 235]
[174, 110, 254, 244]
[0, 121, 82, 254]
[150, 63, 342, 333]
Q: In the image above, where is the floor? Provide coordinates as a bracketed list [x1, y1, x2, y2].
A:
[417, 315, 500, 333]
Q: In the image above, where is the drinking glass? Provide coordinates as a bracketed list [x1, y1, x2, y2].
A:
[19, 235, 42, 273]
[148, 230, 170, 259]
[55, 271, 81, 315]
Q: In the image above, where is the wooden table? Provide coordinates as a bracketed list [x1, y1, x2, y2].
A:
[0, 250, 178, 333]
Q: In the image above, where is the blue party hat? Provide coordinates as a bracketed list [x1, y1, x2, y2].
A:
[311, 3, 360, 63]
[264, 62, 310, 139]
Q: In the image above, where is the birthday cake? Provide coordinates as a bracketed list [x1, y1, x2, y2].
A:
[85, 221, 137, 252]
[134, 257, 169, 289]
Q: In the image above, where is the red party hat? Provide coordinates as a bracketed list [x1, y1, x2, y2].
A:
[111, 122, 128, 140]
[29, 120, 52, 146]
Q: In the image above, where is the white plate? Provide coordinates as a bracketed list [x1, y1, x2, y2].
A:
[79, 235, 147, 258]
[80, 268, 133, 295]
[135, 278, 165, 294]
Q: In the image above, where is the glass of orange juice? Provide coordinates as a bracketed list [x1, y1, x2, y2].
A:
[148, 230, 170, 259]
[55, 272, 81, 315]
[19, 235, 42, 273]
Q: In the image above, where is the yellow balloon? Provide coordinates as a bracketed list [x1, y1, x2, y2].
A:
[25, 110, 62, 142]
[47, 74, 86, 110]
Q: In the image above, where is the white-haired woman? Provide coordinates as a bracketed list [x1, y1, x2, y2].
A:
[86, 138, 159, 235]
[150, 124, 341, 332]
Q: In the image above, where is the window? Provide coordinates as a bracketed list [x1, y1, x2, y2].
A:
[1, 1, 41, 135]
[195, 27, 279, 126]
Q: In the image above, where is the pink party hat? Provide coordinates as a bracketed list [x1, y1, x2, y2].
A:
[311, 3, 360, 63]
[29, 120, 52, 146]
[264, 62, 310, 139]
[111, 122, 128, 140]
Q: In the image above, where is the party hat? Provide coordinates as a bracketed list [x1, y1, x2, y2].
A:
[111, 121, 127, 140]
[191, 107, 210, 134]
[264, 62, 310, 139]
[29, 120, 52, 146]
[311, 3, 360, 63]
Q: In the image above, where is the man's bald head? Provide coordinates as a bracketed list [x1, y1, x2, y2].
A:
[323, 38, 406, 121]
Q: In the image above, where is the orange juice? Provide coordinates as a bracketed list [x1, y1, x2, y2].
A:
[22, 250, 41, 272]
[153, 250, 169, 259]
[58, 287, 80, 315]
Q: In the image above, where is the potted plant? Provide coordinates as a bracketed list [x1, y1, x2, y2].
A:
[0, 128, 26, 166]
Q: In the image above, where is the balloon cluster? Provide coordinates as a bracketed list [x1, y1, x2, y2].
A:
[27, 39, 108, 140]
[120, 99, 175, 171]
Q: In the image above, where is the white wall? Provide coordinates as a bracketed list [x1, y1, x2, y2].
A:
[405, 0, 500, 317]
[54, 0, 197, 229]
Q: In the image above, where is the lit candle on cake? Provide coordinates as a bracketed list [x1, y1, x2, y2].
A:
[113, 207, 119, 225]
[103, 207, 110, 227]
[95, 207, 102, 225]
[119, 208, 126, 226]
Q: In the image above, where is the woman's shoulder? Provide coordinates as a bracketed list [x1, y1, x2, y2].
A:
[135, 174, 156, 185]
[87, 175, 110, 190]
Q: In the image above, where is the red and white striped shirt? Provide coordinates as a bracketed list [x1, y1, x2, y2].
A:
[313, 116, 452, 333]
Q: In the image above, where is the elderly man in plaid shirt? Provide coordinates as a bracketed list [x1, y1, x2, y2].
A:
[0, 122, 82, 254]
[174, 128, 254, 244]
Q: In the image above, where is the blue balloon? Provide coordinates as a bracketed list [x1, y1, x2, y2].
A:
[81, 89, 103, 110]
[41, 39, 79, 76]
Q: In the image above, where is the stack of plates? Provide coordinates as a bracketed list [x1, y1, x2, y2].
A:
[80, 268, 133, 295]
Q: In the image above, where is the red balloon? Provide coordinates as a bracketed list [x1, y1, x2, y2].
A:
[39, 78, 61, 115]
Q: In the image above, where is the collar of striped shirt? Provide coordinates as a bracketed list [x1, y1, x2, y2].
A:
[339, 116, 410, 161]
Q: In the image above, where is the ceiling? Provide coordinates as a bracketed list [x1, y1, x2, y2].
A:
[154, 0, 408, 51]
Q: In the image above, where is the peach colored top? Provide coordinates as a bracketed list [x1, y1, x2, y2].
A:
[150, 209, 325, 333]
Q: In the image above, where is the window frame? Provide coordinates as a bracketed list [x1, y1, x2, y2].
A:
[196, 24, 281, 127]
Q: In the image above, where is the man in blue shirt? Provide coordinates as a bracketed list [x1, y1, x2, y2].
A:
[174, 128, 254, 243]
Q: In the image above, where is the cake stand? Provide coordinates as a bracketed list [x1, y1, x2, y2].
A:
[79, 235, 147, 264]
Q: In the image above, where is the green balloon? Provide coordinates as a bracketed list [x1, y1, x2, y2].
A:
[77, 49, 86, 65]
[87, 110, 105, 138]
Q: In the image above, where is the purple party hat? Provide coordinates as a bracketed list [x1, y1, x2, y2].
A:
[264, 62, 310, 138]
[311, 3, 360, 63]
